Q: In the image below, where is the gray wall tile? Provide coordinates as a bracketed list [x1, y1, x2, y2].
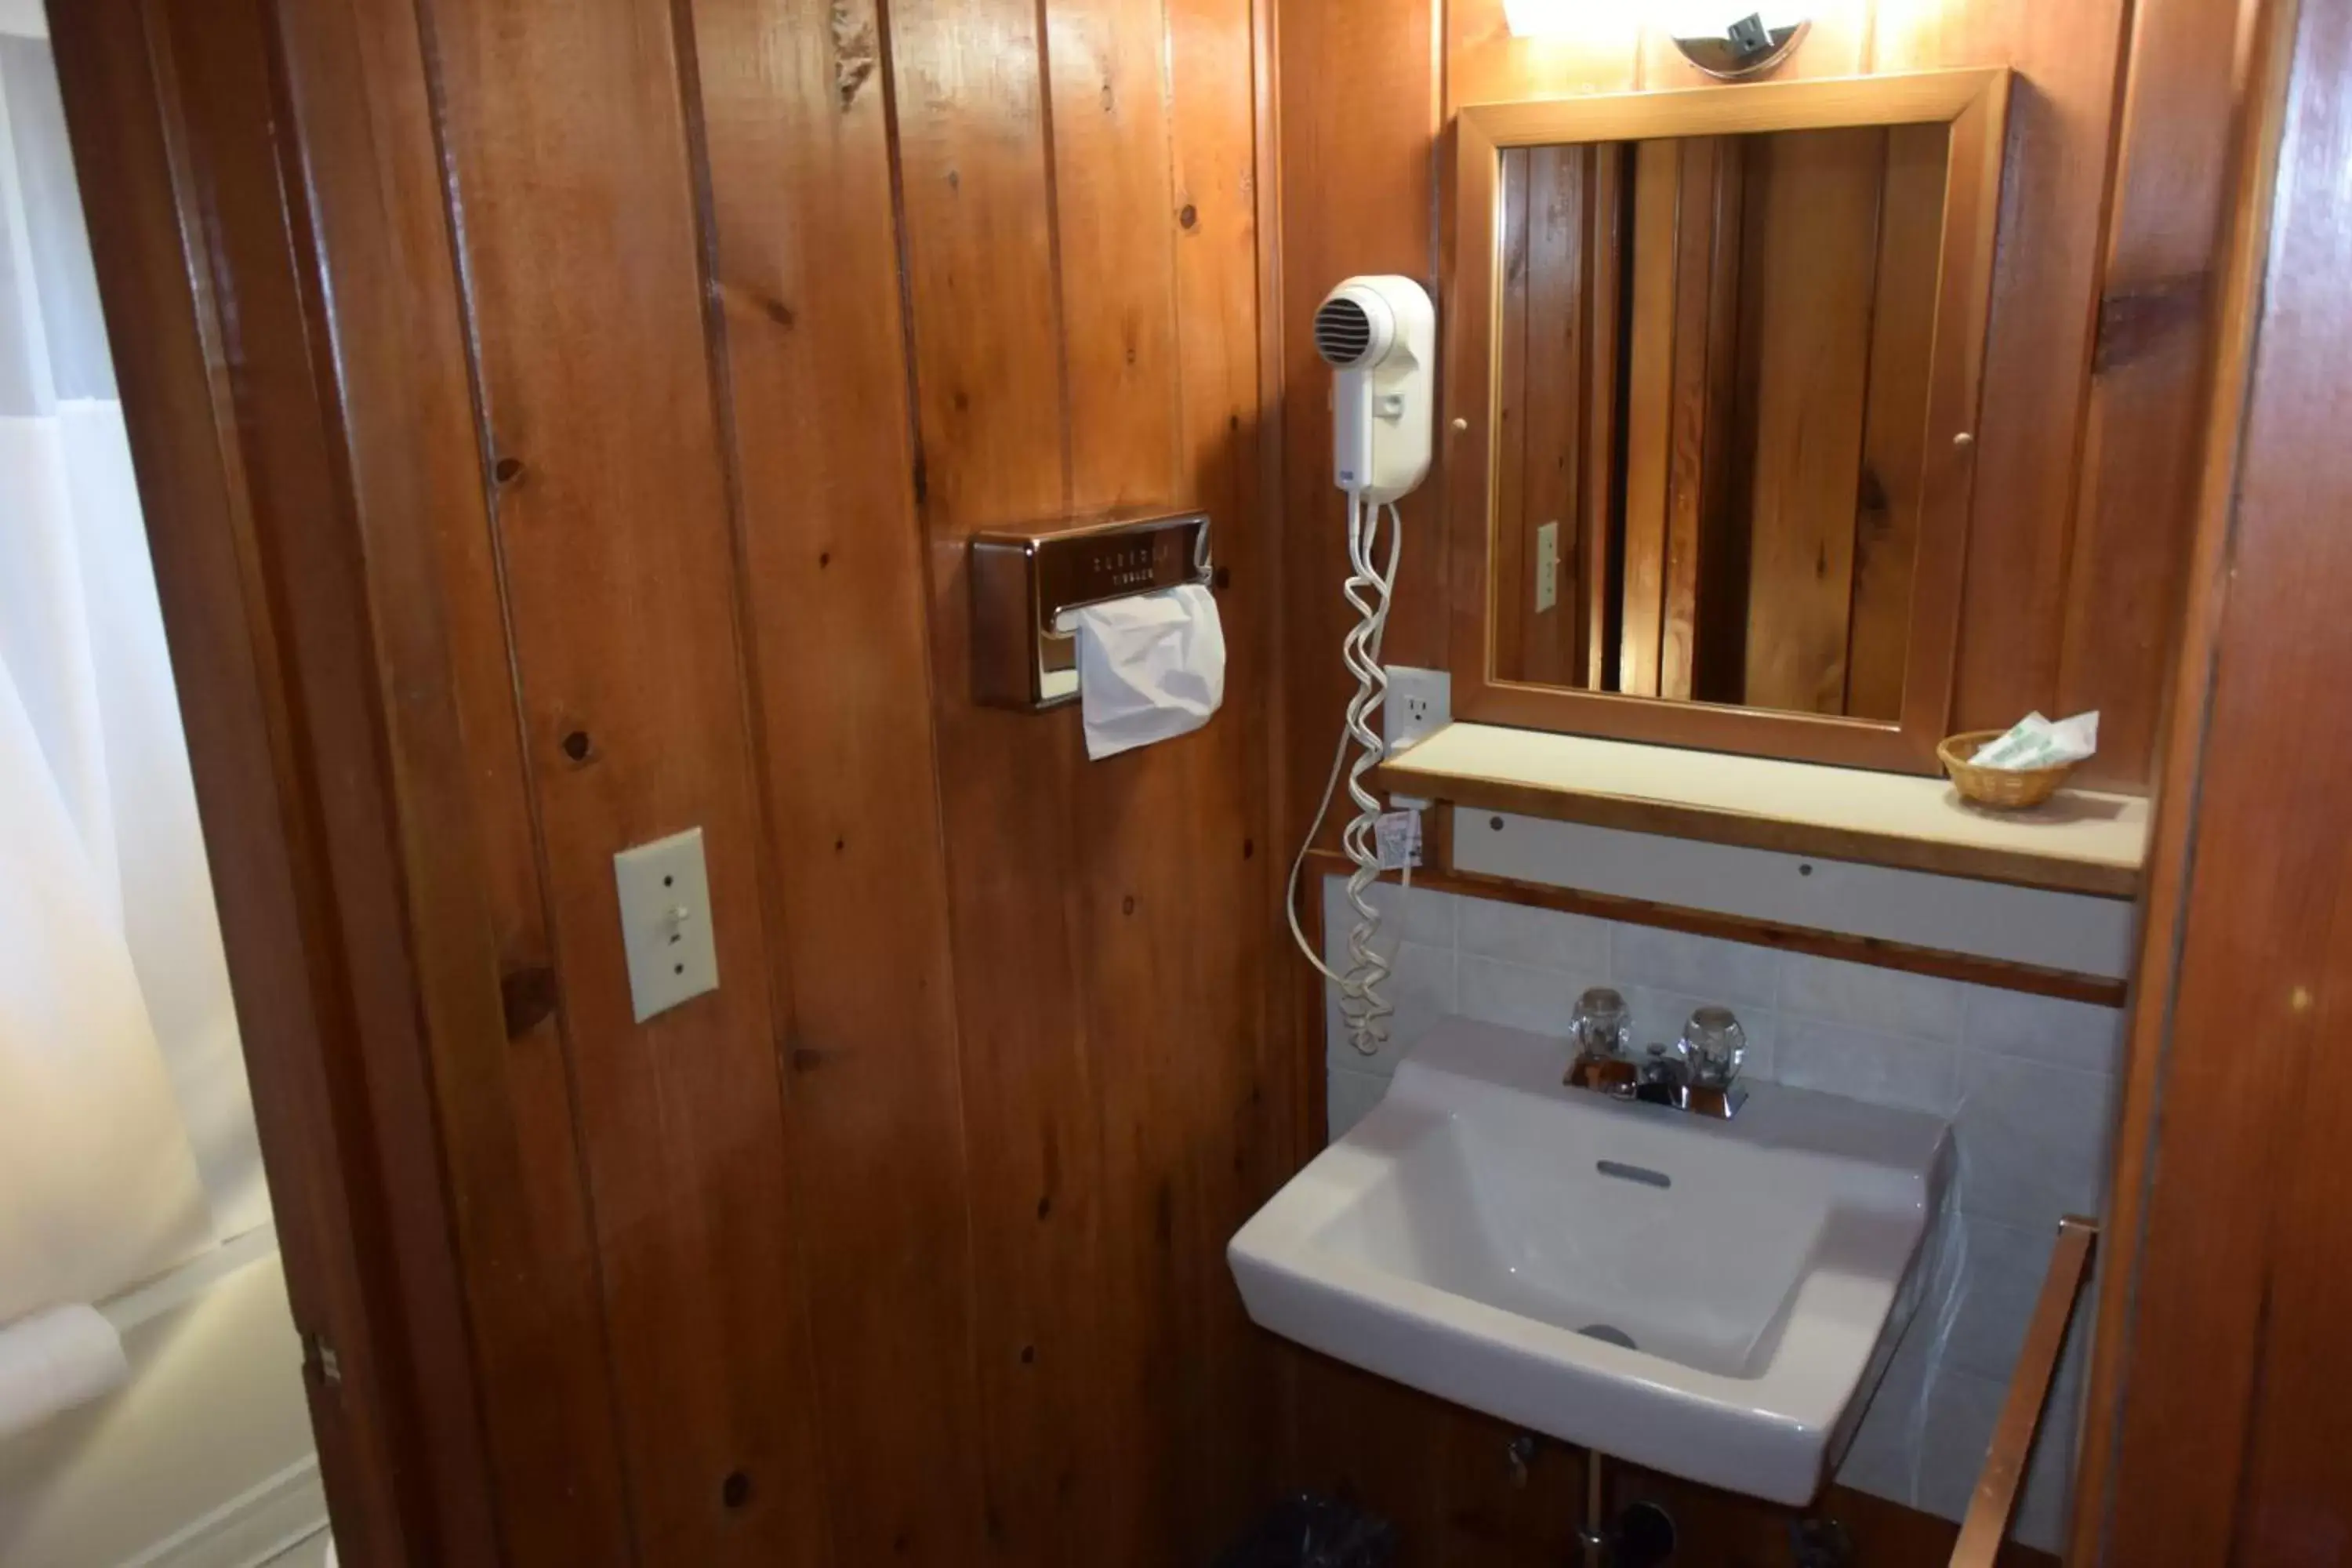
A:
[1963, 985, 2125, 1075]
[1612, 923, 1781, 1006]
[1457, 954, 1593, 1036]
[1327, 1065, 1389, 1142]
[1955, 1054, 2116, 1227]
[1457, 895, 1609, 974]
[1941, 1216, 2050, 1381]
[1780, 952, 1965, 1041]
[1777, 1018, 1961, 1116]
[1320, 873, 1457, 955]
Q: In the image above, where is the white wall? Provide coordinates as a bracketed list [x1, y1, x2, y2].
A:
[0, 1234, 327, 1568]
[1320, 873, 2119, 1554]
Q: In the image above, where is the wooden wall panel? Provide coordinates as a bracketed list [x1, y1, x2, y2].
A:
[1450, 0, 1637, 107]
[2076, 2, 2352, 1558]
[259, 0, 634, 1556]
[1053, 0, 1235, 1555]
[679, 0, 989, 1560]
[418, 0, 830, 1558]
[887, 0, 1287, 1559]
[1873, 1, 2132, 741]
[887, 0, 1127, 1553]
[1167, 0, 1288, 1535]
[2059, 0, 2250, 786]
[1051, 0, 1185, 506]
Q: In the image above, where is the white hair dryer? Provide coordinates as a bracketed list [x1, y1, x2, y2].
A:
[1288, 275, 1437, 1058]
[1313, 275, 1436, 503]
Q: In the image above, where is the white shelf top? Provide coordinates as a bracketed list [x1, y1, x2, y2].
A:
[1382, 722, 2151, 897]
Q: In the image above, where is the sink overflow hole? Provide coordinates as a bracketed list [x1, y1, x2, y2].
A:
[1595, 1158, 1671, 1189]
[1577, 1323, 1639, 1351]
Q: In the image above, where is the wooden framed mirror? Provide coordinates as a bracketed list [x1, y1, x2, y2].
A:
[1446, 70, 2010, 772]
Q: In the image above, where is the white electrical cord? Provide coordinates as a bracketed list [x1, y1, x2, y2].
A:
[1285, 493, 1405, 1056]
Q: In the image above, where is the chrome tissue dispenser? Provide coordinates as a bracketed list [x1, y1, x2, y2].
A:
[968, 510, 1213, 711]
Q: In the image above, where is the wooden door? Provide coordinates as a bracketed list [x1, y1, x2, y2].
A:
[2072, 0, 2352, 1559]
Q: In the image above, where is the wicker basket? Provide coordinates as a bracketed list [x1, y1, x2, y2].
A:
[1938, 729, 2078, 809]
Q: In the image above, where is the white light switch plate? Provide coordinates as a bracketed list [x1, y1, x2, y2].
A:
[613, 827, 719, 1022]
[1534, 520, 1559, 614]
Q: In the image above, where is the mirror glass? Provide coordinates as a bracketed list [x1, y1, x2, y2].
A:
[1489, 125, 1951, 720]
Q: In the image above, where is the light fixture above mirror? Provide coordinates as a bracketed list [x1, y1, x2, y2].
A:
[1501, 3, 1813, 80]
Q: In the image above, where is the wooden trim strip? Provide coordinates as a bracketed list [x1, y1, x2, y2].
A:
[1951, 1216, 2099, 1568]
[1305, 848, 2127, 1007]
[1375, 760, 2142, 899]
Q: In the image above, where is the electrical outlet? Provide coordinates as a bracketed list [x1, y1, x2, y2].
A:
[1534, 521, 1560, 614]
[1383, 666, 1451, 753]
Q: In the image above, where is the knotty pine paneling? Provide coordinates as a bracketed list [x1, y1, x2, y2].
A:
[420, 0, 834, 1559]
[888, 0, 1135, 1557]
[243, 0, 637, 1555]
[679, 0, 990, 1559]
[378, 0, 1287, 1559]
[1873, 0, 2135, 753]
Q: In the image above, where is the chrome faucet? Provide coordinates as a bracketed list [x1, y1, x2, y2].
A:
[1565, 989, 1748, 1120]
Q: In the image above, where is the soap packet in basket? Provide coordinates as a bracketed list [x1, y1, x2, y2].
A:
[1969, 710, 2100, 771]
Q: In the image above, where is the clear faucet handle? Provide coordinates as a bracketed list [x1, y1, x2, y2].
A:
[1569, 987, 1632, 1062]
[1680, 1006, 1747, 1087]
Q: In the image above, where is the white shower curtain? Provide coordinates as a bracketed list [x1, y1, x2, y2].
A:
[0, 21, 260, 1324]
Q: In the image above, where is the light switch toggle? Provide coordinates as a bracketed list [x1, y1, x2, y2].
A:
[613, 827, 720, 1022]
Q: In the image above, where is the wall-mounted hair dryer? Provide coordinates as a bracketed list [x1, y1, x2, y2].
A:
[1289, 275, 1437, 1059]
[1313, 276, 1436, 503]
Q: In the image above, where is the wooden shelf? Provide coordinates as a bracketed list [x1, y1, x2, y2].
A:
[1377, 723, 2149, 898]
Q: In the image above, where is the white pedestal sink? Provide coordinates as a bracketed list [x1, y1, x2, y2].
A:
[1230, 1018, 1951, 1505]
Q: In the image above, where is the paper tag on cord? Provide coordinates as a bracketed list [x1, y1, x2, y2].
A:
[1375, 809, 1421, 870]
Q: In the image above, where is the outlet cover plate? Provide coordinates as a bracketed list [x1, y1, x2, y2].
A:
[1383, 666, 1452, 753]
[614, 826, 719, 1022]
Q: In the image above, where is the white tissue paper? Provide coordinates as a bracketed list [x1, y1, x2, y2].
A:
[1058, 583, 1225, 760]
[1970, 710, 2100, 770]
[0, 1305, 129, 1442]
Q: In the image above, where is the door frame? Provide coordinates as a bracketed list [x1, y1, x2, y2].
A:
[49, 2, 504, 1560]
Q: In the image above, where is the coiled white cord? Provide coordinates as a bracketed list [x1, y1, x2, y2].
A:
[1285, 492, 1404, 1056]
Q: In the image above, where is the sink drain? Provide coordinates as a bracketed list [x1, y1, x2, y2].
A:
[1577, 1323, 1638, 1350]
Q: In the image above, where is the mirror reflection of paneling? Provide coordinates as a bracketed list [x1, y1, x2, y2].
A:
[1737, 129, 1880, 717]
[1621, 133, 1744, 705]
[1495, 124, 1947, 722]
[1492, 143, 1613, 692]
[1849, 123, 1947, 720]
